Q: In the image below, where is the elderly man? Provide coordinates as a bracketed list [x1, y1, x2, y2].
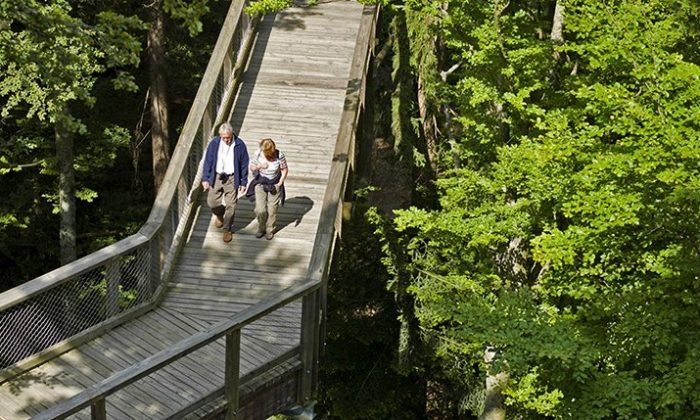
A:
[202, 122, 249, 242]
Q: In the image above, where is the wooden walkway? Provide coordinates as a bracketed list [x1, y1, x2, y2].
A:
[0, 1, 365, 418]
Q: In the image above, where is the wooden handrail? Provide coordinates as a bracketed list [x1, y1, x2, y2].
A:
[0, 233, 148, 312]
[33, 279, 321, 420]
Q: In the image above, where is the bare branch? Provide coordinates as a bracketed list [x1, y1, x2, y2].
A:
[0, 159, 46, 170]
[440, 61, 462, 81]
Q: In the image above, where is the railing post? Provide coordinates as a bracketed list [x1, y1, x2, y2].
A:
[223, 34, 234, 91]
[299, 289, 320, 402]
[151, 235, 162, 295]
[177, 170, 189, 220]
[137, 239, 160, 303]
[202, 105, 214, 147]
[91, 398, 106, 420]
[225, 329, 241, 420]
[105, 259, 120, 317]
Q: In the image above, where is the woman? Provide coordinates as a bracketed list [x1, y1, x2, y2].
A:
[246, 138, 288, 239]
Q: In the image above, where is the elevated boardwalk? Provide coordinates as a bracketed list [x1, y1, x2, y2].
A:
[0, 1, 375, 418]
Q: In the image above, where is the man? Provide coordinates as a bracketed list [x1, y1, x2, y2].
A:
[202, 122, 249, 242]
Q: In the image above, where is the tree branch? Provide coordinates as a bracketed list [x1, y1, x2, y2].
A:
[0, 159, 45, 170]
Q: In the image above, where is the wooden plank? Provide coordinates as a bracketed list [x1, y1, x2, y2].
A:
[84, 333, 182, 415]
[58, 350, 136, 419]
[174, 258, 309, 276]
[180, 247, 313, 261]
[126, 322, 221, 393]
[76, 340, 163, 414]
[168, 282, 288, 295]
[163, 293, 265, 306]
[160, 307, 212, 331]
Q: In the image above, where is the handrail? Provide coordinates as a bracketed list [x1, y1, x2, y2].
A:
[33, 279, 321, 420]
[0, 233, 148, 312]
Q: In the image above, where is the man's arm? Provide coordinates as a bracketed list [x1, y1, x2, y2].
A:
[239, 142, 250, 191]
[201, 138, 215, 190]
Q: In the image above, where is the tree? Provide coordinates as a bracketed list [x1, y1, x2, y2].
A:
[149, 0, 211, 193]
[0, 0, 142, 264]
[375, 0, 700, 417]
[148, 0, 170, 193]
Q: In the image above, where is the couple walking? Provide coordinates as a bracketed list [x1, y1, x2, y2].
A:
[201, 122, 288, 242]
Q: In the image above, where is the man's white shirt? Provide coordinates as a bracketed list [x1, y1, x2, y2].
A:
[216, 139, 235, 175]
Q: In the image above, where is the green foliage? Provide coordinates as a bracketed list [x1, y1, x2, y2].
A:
[0, 1, 143, 122]
[164, 0, 211, 37]
[244, 0, 293, 16]
[374, 0, 700, 417]
[0, 0, 228, 288]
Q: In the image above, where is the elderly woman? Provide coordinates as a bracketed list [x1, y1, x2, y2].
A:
[246, 138, 288, 239]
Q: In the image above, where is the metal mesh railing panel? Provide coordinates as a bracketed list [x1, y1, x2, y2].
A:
[0, 244, 155, 369]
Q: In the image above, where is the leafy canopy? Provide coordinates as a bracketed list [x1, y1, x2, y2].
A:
[381, 0, 700, 417]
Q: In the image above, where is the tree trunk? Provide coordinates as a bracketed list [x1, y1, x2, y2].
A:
[417, 71, 439, 175]
[550, 1, 566, 84]
[56, 107, 77, 265]
[551, 1, 565, 43]
[480, 347, 508, 420]
[148, 0, 170, 194]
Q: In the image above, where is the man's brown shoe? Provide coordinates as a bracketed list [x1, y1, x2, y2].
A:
[214, 215, 224, 228]
[255, 231, 265, 238]
[265, 232, 274, 240]
[223, 231, 233, 243]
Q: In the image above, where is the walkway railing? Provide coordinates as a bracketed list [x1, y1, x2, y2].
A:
[0, 0, 257, 381]
[34, 4, 379, 418]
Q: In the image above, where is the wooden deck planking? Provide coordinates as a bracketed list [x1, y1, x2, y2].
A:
[0, 0, 364, 418]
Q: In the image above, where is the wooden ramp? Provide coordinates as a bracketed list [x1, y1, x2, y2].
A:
[0, 1, 367, 418]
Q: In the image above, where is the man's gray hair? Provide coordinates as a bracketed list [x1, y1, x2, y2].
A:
[218, 122, 234, 136]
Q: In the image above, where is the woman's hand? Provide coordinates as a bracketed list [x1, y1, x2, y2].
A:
[249, 163, 268, 172]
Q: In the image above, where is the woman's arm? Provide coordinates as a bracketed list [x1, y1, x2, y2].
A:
[276, 167, 288, 188]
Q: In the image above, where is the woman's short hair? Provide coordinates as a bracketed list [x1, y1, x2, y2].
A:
[260, 138, 276, 158]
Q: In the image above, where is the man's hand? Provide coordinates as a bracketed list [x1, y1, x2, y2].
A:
[202, 181, 210, 191]
[239, 185, 247, 194]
